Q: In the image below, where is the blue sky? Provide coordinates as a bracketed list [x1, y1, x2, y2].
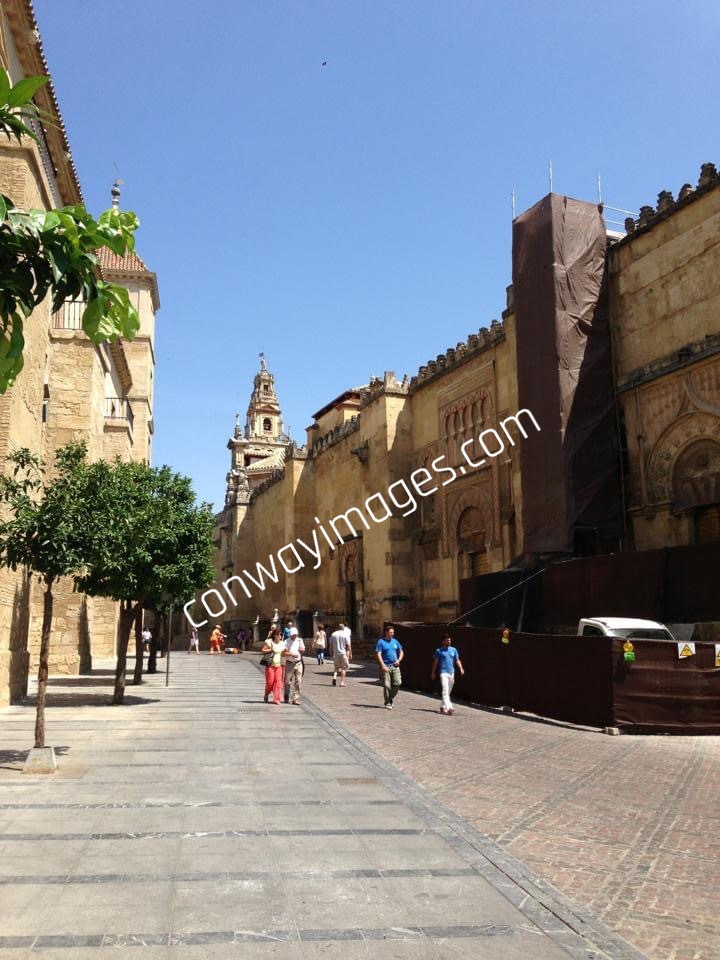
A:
[34, 0, 718, 510]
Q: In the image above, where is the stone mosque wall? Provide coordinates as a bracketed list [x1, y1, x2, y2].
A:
[609, 167, 720, 550]
[212, 168, 720, 640]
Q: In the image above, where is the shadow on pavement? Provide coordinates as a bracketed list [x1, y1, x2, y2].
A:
[0, 745, 70, 770]
[24, 693, 161, 708]
[46, 676, 117, 687]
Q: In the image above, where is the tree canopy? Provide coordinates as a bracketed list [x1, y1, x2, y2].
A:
[0, 442, 98, 747]
[75, 459, 215, 703]
[0, 67, 140, 393]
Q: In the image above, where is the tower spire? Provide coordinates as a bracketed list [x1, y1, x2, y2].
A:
[111, 178, 123, 209]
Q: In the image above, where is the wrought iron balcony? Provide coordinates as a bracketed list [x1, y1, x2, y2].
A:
[104, 397, 134, 431]
[53, 299, 85, 330]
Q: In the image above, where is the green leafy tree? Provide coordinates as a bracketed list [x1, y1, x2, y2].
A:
[76, 461, 215, 704]
[0, 443, 96, 748]
[0, 68, 140, 393]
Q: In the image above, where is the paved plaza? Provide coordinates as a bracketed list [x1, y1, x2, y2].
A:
[0, 654, 715, 959]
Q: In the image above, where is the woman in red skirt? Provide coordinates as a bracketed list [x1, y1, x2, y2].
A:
[262, 626, 286, 704]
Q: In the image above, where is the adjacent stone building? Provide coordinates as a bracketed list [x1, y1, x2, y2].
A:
[0, 0, 159, 704]
[210, 165, 720, 640]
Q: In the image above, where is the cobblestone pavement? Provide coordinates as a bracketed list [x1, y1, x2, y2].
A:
[0, 656, 647, 960]
[300, 657, 720, 960]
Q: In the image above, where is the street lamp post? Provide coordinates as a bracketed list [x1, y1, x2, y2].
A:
[165, 605, 173, 687]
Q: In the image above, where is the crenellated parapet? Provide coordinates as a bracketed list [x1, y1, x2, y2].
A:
[621, 162, 719, 241]
[409, 319, 505, 392]
[310, 416, 360, 457]
[248, 468, 286, 502]
[359, 371, 409, 408]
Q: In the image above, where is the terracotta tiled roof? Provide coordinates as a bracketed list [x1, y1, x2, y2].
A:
[96, 246, 151, 274]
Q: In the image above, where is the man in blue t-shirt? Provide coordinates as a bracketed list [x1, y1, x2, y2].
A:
[431, 633, 465, 715]
[375, 626, 404, 709]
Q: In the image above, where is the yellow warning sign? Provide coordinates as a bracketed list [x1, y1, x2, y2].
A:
[677, 642, 695, 659]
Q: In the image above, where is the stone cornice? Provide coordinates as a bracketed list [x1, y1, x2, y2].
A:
[616, 334, 720, 394]
[3, 0, 83, 205]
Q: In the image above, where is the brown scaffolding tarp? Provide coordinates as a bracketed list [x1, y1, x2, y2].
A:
[512, 194, 622, 553]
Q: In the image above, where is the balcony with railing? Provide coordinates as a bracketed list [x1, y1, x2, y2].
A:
[53, 299, 85, 331]
[104, 396, 134, 432]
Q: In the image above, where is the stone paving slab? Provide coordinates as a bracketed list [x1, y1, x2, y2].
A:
[298, 656, 720, 960]
[0, 656, 648, 959]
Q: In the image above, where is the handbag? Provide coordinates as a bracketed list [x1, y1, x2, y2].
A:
[259, 651, 273, 667]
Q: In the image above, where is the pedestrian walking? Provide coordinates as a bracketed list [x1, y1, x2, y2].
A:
[142, 625, 152, 654]
[330, 622, 352, 686]
[431, 633, 465, 715]
[313, 624, 327, 665]
[209, 624, 225, 654]
[188, 627, 200, 655]
[284, 627, 305, 704]
[375, 626, 403, 709]
[262, 626, 287, 704]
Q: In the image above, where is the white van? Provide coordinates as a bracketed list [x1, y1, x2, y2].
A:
[577, 617, 675, 641]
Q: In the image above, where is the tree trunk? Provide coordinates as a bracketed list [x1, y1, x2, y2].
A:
[34, 575, 55, 749]
[112, 600, 137, 705]
[132, 605, 144, 685]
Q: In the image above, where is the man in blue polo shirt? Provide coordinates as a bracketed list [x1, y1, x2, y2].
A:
[431, 633, 464, 715]
[375, 626, 404, 710]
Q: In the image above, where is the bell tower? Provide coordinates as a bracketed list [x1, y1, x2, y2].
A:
[225, 354, 289, 500]
[245, 353, 284, 441]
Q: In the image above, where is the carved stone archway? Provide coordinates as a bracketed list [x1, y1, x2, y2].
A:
[647, 413, 720, 504]
[672, 438, 720, 509]
[445, 486, 494, 555]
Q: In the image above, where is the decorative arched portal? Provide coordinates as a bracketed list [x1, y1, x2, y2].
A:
[456, 506, 489, 578]
[337, 540, 363, 634]
[672, 438, 720, 542]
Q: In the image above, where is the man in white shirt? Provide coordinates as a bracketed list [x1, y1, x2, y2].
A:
[284, 626, 305, 705]
[330, 623, 352, 687]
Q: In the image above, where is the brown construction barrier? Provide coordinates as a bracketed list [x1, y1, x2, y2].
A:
[390, 623, 720, 734]
[542, 542, 720, 629]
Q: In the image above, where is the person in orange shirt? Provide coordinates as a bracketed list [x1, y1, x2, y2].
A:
[209, 624, 225, 654]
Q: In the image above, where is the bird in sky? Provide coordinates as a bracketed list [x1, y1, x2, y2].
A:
[321, 61, 327, 66]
